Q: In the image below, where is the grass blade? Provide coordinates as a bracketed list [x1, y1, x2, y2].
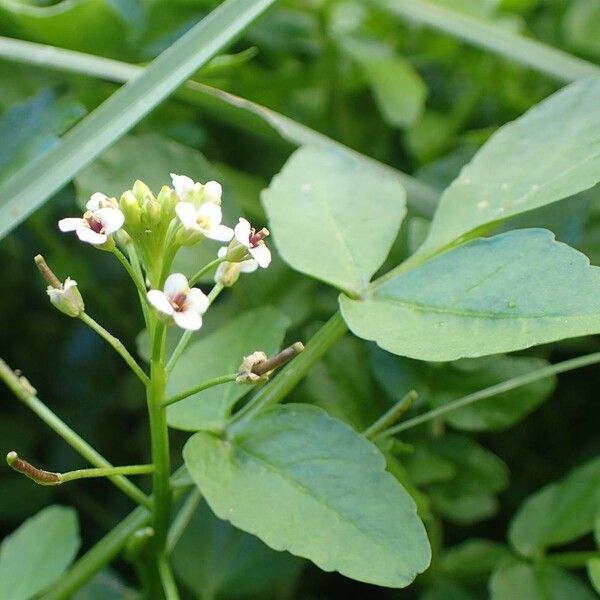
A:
[375, 0, 600, 83]
[0, 0, 277, 240]
[0, 36, 440, 218]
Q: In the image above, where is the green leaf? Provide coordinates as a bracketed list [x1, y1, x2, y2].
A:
[262, 145, 407, 294]
[0, 90, 84, 183]
[0, 505, 80, 600]
[417, 435, 509, 525]
[183, 404, 431, 587]
[564, 0, 600, 59]
[73, 571, 132, 600]
[588, 559, 600, 595]
[167, 307, 290, 432]
[0, 0, 277, 240]
[342, 38, 427, 127]
[417, 78, 600, 256]
[341, 229, 600, 361]
[172, 501, 303, 599]
[429, 356, 556, 431]
[509, 456, 600, 558]
[490, 558, 596, 600]
[440, 539, 509, 583]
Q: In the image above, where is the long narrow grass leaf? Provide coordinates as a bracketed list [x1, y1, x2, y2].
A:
[0, 0, 277, 240]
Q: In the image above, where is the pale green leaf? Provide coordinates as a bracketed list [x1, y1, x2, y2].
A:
[440, 539, 509, 583]
[183, 404, 430, 588]
[418, 77, 600, 256]
[167, 307, 290, 432]
[0, 505, 80, 600]
[262, 145, 407, 294]
[0, 0, 277, 240]
[490, 558, 595, 600]
[509, 456, 600, 557]
[172, 501, 302, 599]
[341, 229, 600, 361]
[588, 558, 600, 595]
[342, 38, 427, 127]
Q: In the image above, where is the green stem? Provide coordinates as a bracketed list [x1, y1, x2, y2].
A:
[113, 246, 147, 299]
[79, 312, 150, 386]
[127, 244, 151, 328]
[189, 256, 226, 287]
[162, 374, 238, 407]
[378, 352, 600, 438]
[165, 284, 224, 376]
[544, 550, 600, 568]
[60, 464, 154, 483]
[230, 312, 348, 428]
[147, 321, 172, 548]
[166, 489, 203, 554]
[378, 0, 600, 82]
[0, 358, 151, 508]
[41, 466, 191, 600]
[158, 554, 181, 600]
[362, 390, 417, 439]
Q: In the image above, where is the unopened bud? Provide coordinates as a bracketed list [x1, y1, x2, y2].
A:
[47, 278, 85, 317]
[120, 190, 142, 230]
[157, 185, 178, 220]
[215, 261, 241, 287]
[141, 198, 161, 228]
[132, 180, 154, 203]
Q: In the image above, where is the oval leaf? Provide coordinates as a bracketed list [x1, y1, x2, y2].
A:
[341, 229, 600, 360]
[183, 404, 430, 587]
[0, 505, 80, 600]
[509, 456, 600, 558]
[262, 145, 407, 294]
[418, 77, 600, 256]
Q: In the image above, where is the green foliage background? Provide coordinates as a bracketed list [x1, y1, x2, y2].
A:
[0, 0, 599, 598]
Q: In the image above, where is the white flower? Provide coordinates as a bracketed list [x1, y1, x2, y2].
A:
[58, 193, 124, 245]
[175, 202, 233, 242]
[147, 273, 209, 331]
[234, 218, 271, 268]
[215, 246, 258, 286]
[170, 173, 222, 205]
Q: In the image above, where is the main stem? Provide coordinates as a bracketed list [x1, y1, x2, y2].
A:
[147, 320, 172, 552]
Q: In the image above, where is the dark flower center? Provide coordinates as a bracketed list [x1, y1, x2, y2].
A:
[170, 293, 187, 312]
[249, 227, 269, 248]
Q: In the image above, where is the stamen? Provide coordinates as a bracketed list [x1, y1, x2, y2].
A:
[170, 293, 187, 312]
[85, 213, 105, 234]
[249, 227, 269, 248]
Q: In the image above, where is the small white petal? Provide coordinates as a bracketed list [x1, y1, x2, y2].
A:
[197, 202, 222, 227]
[86, 192, 109, 211]
[59, 217, 83, 232]
[203, 180, 222, 203]
[206, 224, 234, 242]
[187, 288, 210, 314]
[217, 246, 228, 258]
[164, 273, 189, 298]
[250, 244, 271, 268]
[234, 218, 251, 247]
[170, 174, 196, 199]
[76, 226, 107, 245]
[63, 278, 78, 290]
[96, 208, 125, 234]
[239, 259, 258, 273]
[175, 202, 199, 229]
[173, 310, 203, 331]
[147, 290, 175, 316]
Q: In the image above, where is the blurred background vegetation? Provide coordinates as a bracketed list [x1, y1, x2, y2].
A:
[1, 0, 599, 597]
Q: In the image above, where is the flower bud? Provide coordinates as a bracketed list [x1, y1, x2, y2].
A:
[47, 278, 84, 317]
[132, 180, 154, 204]
[215, 261, 241, 287]
[120, 191, 142, 231]
[141, 198, 162, 228]
[157, 185, 178, 221]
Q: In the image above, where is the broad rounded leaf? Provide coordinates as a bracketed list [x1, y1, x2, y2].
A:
[172, 501, 302, 598]
[341, 229, 600, 360]
[262, 145, 407, 294]
[167, 306, 289, 432]
[419, 77, 600, 256]
[183, 404, 430, 587]
[490, 558, 596, 600]
[0, 505, 80, 600]
[509, 457, 600, 557]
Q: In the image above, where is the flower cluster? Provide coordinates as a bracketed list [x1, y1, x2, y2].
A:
[57, 174, 272, 330]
